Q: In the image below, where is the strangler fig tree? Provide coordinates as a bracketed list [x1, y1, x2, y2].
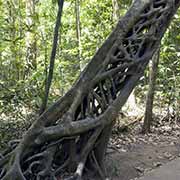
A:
[0, 0, 180, 179]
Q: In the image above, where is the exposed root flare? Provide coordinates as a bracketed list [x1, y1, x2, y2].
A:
[1, 0, 179, 179]
[91, 151, 106, 180]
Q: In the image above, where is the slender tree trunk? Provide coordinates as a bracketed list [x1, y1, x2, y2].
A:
[39, 0, 64, 114]
[6, 1, 19, 84]
[75, 0, 83, 71]
[142, 49, 160, 133]
[17, 0, 24, 81]
[41, 31, 48, 97]
[25, 0, 37, 76]
[10, 3, 17, 82]
[112, 0, 120, 23]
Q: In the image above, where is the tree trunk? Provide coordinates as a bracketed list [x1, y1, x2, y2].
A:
[6, 1, 20, 83]
[112, 0, 120, 23]
[112, 0, 139, 117]
[75, 0, 83, 71]
[142, 49, 160, 133]
[1, 0, 180, 179]
[25, 0, 37, 76]
[39, 0, 64, 114]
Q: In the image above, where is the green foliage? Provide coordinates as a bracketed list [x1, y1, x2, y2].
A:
[136, 10, 180, 115]
[158, 12, 180, 114]
[0, 0, 179, 127]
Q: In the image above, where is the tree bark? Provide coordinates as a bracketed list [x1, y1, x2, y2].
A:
[0, 0, 180, 179]
[112, 0, 139, 117]
[39, 0, 64, 114]
[112, 0, 120, 23]
[142, 49, 160, 133]
[6, 1, 20, 83]
[75, 0, 83, 71]
[25, 0, 37, 76]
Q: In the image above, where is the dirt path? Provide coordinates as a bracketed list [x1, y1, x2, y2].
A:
[137, 158, 180, 180]
[106, 117, 180, 180]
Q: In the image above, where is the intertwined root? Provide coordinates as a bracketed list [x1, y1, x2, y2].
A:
[0, 125, 110, 180]
[0, 0, 179, 179]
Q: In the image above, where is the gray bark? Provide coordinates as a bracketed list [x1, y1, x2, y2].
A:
[112, 0, 120, 23]
[39, 0, 64, 114]
[25, 0, 37, 75]
[75, 0, 83, 71]
[0, 0, 180, 179]
[142, 49, 160, 133]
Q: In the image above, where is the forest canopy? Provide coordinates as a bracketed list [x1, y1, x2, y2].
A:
[0, 0, 179, 116]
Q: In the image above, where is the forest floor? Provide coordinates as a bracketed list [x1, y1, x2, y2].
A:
[1, 110, 180, 180]
[107, 114, 180, 180]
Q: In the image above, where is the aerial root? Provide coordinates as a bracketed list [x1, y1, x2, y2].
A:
[23, 145, 57, 179]
[0, 120, 111, 180]
[7, 140, 20, 150]
[55, 158, 71, 176]
[91, 151, 106, 180]
[2, 154, 26, 180]
[0, 168, 6, 179]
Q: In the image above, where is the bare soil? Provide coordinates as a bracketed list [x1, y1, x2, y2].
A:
[106, 115, 180, 180]
[1, 112, 180, 180]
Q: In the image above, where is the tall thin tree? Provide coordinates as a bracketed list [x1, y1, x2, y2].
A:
[25, 0, 37, 76]
[40, 0, 64, 114]
[142, 49, 160, 133]
[75, 0, 83, 71]
[112, 0, 120, 23]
